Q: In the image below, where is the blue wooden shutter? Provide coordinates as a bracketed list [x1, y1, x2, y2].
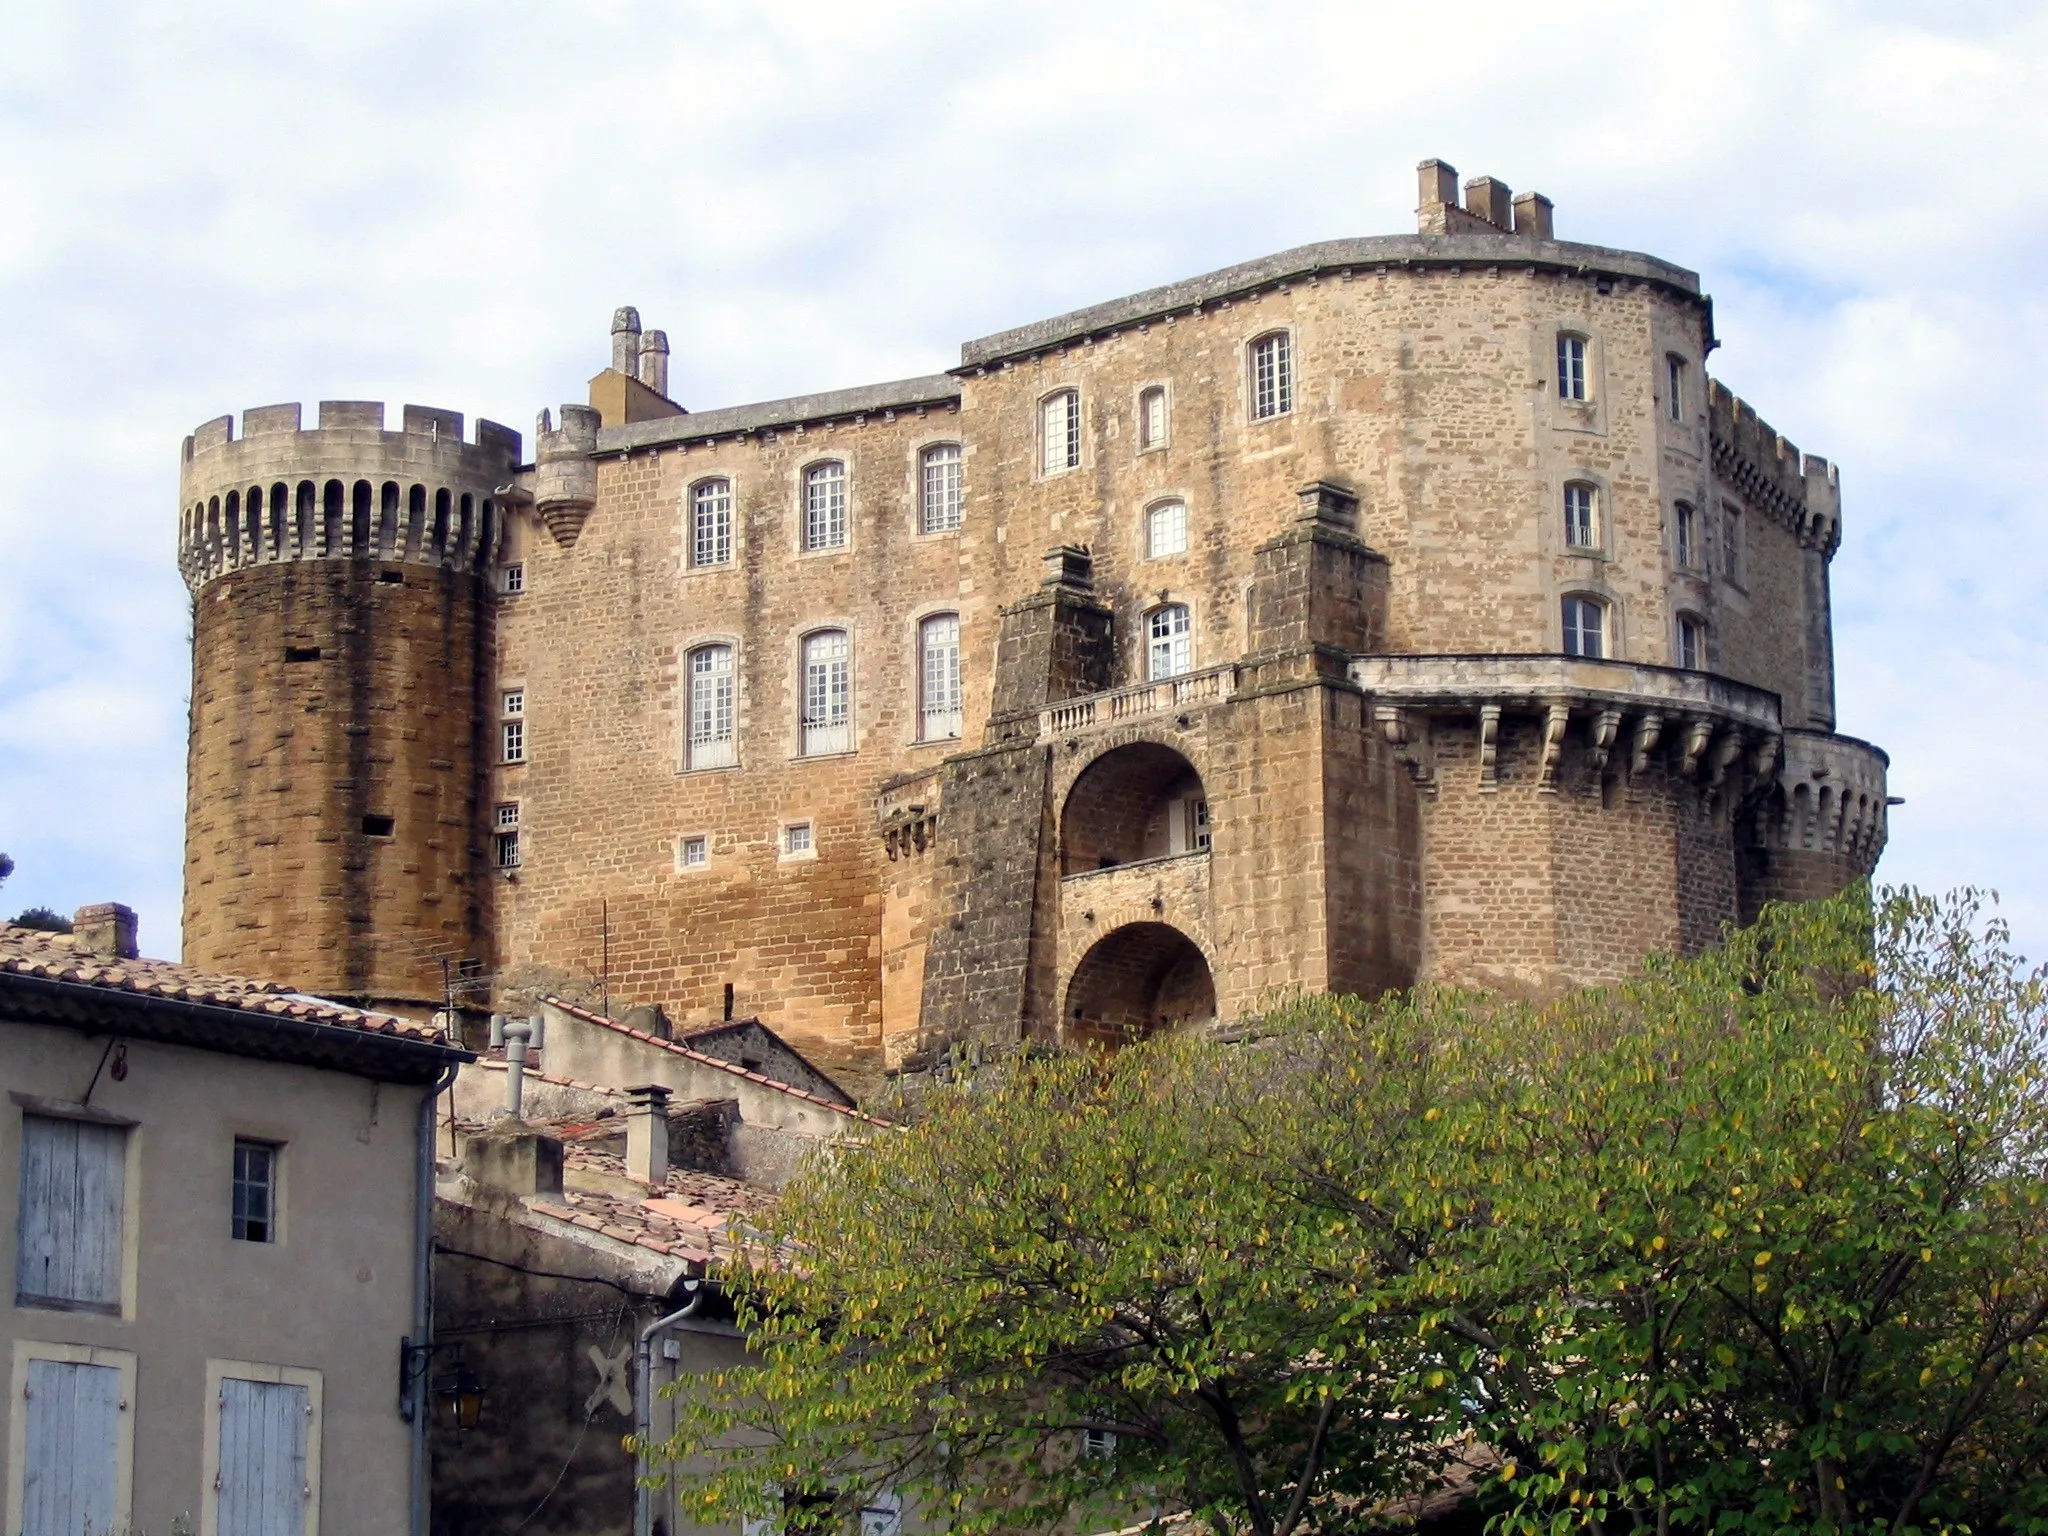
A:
[21, 1359, 121, 1536]
[15, 1115, 125, 1311]
[217, 1378, 310, 1536]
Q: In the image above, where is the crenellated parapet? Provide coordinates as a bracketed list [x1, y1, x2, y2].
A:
[1708, 380, 1841, 557]
[177, 401, 523, 592]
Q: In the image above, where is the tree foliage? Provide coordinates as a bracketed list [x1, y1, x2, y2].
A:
[654, 890, 2048, 1534]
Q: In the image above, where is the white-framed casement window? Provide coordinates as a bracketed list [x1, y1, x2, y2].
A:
[498, 562, 524, 595]
[1081, 1427, 1117, 1460]
[1557, 332, 1589, 402]
[1721, 502, 1745, 585]
[494, 803, 521, 870]
[1146, 604, 1192, 680]
[202, 1360, 322, 1536]
[231, 1139, 279, 1244]
[1562, 595, 1607, 658]
[1676, 613, 1707, 670]
[500, 689, 525, 764]
[919, 613, 962, 742]
[677, 834, 709, 871]
[780, 821, 815, 860]
[1249, 332, 1293, 420]
[15, 1111, 127, 1315]
[1138, 385, 1169, 450]
[690, 478, 734, 568]
[6, 1340, 137, 1536]
[1146, 499, 1188, 559]
[1040, 390, 1081, 475]
[859, 1490, 905, 1536]
[1674, 501, 1698, 569]
[686, 644, 737, 769]
[802, 462, 847, 551]
[919, 444, 963, 534]
[1563, 482, 1599, 550]
[1666, 354, 1686, 422]
[800, 630, 852, 756]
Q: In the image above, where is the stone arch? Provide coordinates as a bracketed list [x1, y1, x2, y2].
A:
[1060, 741, 1208, 875]
[1063, 922, 1216, 1047]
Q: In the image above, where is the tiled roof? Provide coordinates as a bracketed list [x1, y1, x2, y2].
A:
[544, 996, 893, 1128]
[512, 1122, 774, 1269]
[0, 924, 447, 1043]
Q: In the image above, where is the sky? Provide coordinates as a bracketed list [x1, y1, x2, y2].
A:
[1, 0, 2044, 963]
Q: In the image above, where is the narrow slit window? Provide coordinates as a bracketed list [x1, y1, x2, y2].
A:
[919, 445, 962, 534]
[802, 463, 847, 551]
[231, 1139, 277, 1243]
[1666, 354, 1686, 421]
[1721, 502, 1745, 584]
[692, 479, 734, 567]
[1674, 501, 1697, 569]
[1138, 386, 1168, 449]
[1250, 333, 1293, 419]
[1040, 391, 1081, 474]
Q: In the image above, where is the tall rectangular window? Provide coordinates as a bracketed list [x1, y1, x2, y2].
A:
[15, 1114, 125, 1314]
[1562, 595, 1605, 658]
[1250, 333, 1293, 419]
[1040, 391, 1080, 474]
[1677, 614, 1706, 670]
[687, 645, 737, 769]
[1557, 333, 1588, 401]
[801, 631, 851, 756]
[919, 614, 962, 742]
[494, 803, 521, 869]
[231, 1140, 277, 1243]
[1146, 500, 1188, 559]
[802, 463, 846, 551]
[1674, 501, 1697, 569]
[919, 445, 962, 534]
[691, 479, 733, 567]
[1564, 483, 1598, 549]
[1147, 604, 1192, 680]
[1138, 386, 1168, 449]
[1666, 354, 1686, 421]
[501, 690, 525, 764]
[1721, 502, 1745, 584]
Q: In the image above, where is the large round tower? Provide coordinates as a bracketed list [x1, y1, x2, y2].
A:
[178, 400, 522, 1017]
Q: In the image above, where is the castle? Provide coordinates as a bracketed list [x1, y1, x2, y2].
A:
[175, 160, 1890, 1083]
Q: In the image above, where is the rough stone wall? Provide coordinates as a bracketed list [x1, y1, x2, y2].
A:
[184, 559, 486, 1006]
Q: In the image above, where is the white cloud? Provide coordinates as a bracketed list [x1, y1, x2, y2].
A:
[3, 0, 2046, 960]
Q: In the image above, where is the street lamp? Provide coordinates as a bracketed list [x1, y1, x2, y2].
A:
[436, 1359, 486, 1435]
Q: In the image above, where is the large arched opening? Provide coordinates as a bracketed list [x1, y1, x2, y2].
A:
[1063, 922, 1216, 1048]
[1060, 742, 1208, 876]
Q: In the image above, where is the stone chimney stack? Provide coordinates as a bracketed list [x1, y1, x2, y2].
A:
[625, 1083, 671, 1186]
[1463, 176, 1513, 229]
[463, 1122, 565, 1198]
[637, 330, 671, 399]
[1512, 190, 1555, 240]
[610, 306, 642, 376]
[72, 903, 139, 960]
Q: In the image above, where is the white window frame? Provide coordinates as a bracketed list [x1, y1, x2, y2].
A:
[1039, 390, 1081, 476]
[1563, 482, 1599, 551]
[1146, 603, 1193, 680]
[1145, 499, 1189, 559]
[918, 613, 962, 743]
[494, 802, 521, 870]
[1676, 614, 1706, 670]
[1562, 595, 1607, 659]
[689, 478, 734, 568]
[780, 821, 815, 861]
[1249, 332, 1293, 420]
[1557, 332, 1589, 402]
[1137, 385, 1169, 451]
[501, 689, 525, 765]
[497, 562, 524, 595]
[200, 1359, 324, 1536]
[801, 462, 847, 552]
[918, 444, 963, 535]
[686, 643, 738, 770]
[6, 1340, 137, 1536]
[799, 629, 852, 757]
[677, 833, 710, 872]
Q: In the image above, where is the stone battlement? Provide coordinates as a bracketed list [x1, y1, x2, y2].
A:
[1707, 380, 1841, 554]
[182, 400, 521, 462]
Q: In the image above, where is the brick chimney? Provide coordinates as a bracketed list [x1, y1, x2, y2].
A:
[72, 903, 139, 960]
[625, 1083, 671, 1186]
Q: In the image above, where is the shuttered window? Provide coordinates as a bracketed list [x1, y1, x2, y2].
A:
[16, 1113, 126, 1313]
[217, 1378, 311, 1536]
[21, 1359, 121, 1536]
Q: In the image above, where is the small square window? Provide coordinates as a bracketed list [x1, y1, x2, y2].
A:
[502, 689, 524, 717]
[681, 835, 709, 869]
[361, 813, 395, 838]
[495, 802, 520, 830]
[1081, 1428, 1116, 1459]
[232, 1139, 277, 1243]
[781, 822, 814, 859]
[500, 563, 525, 595]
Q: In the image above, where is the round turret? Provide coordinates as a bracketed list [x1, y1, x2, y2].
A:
[179, 401, 523, 1017]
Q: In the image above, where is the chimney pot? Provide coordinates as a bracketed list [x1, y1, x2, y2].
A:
[72, 903, 139, 961]
[1463, 176, 1513, 229]
[637, 329, 671, 399]
[625, 1083, 672, 1186]
[1512, 190, 1555, 241]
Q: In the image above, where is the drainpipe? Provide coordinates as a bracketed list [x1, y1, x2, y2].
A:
[637, 1280, 738, 1536]
[411, 1061, 459, 1536]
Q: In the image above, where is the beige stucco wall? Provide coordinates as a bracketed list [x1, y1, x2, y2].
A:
[0, 1016, 425, 1535]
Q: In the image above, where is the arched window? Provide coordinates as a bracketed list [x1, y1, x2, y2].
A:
[691, 479, 733, 567]
[1249, 332, 1293, 419]
[1146, 500, 1188, 559]
[802, 463, 846, 551]
[1562, 595, 1606, 659]
[920, 445, 962, 534]
[1040, 390, 1080, 474]
[1146, 604, 1192, 680]
[919, 614, 962, 742]
[800, 630, 852, 756]
[686, 644, 736, 769]
[1676, 613, 1706, 670]
[1557, 333, 1589, 401]
[1564, 482, 1599, 550]
[1138, 386, 1169, 450]
[1674, 500, 1698, 569]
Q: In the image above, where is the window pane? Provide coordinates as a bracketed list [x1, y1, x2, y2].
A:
[1565, 484, 1596, 548]
[1252, 335, 1293, 419]
[803, 464, 846, 550]
[920, 614, 961, 741]
[1558, 334, 1587, 401]
[1147, 501, 1188, 558]
[1041, 393, 1079, 473]
[802, 631, 851, 755]
[920, 446, 962, 533]
[1140, 387, 1167, 448]
[688, 645, 736, 769]
[692, 480, 733, 566]
[1675, 503, 1695, 567]
[1147, 604, 1192, 680]
[232, 1141, 275, 1243]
